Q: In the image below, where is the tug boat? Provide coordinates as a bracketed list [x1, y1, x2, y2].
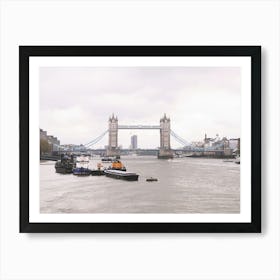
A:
[55, 154, 75, 174]
[72, 155, 92, 176]
[104, 170, 139, 181]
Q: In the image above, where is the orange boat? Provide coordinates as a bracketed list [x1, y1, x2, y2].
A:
[108, 160, 126, 171]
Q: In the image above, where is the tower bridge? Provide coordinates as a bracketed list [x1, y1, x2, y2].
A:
[54, 114, 236, 158]
[107, 113, 173, 159]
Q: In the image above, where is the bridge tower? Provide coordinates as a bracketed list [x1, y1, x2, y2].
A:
[158, 114, 173, 159]
[107, 114, 120, 157]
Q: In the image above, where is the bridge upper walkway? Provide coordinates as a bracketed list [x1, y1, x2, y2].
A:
[118, 125, 160, 129]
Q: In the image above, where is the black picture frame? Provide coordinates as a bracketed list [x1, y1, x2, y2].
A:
[20, 46, 261, 233]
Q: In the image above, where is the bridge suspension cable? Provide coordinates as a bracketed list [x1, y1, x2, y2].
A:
[84, 130, 108, 148]
[170, 130, 192, 147]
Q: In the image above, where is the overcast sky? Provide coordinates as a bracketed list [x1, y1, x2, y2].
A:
[40, 67, 241, 149]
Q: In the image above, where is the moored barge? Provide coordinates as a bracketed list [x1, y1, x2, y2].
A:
[104, 170, 139, 181]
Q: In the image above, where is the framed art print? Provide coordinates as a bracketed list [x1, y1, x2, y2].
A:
[19, 46, 261, 233]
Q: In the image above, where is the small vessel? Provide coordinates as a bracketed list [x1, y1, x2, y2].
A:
[91, 163, 105, 176]
[235, 155, 240, 164]
[146, 177, 158, 182]
[101, 156, 114, 162]
[55, 154, 75, 174]
[72, 155, 92, 176]
[104, 170, 139, 181]
[108, 160, 127, 171]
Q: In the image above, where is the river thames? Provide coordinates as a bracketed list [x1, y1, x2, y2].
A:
[40, 156, 240, 214]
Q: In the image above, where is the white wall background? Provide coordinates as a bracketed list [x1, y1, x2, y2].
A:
[0, 0, 279, 279]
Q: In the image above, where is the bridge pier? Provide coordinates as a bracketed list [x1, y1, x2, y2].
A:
[158, 148, 173, 159]
[158, 114, 173, 159]
[107, 114, 120, 157]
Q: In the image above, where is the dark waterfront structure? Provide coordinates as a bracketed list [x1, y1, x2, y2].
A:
[40, 128, 61, 156]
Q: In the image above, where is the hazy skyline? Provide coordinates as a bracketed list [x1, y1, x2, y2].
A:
[40, 67, 241, 149]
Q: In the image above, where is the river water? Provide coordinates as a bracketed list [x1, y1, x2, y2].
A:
[40, 156, 240, 213]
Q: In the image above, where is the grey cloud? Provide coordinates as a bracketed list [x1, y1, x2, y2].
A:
[40, 67, 241, 147]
